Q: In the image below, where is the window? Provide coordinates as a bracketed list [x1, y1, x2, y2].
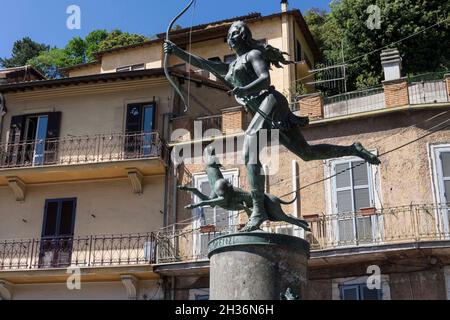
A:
[431, 145, 450, 234]
[125, 103, 156, 158]
[331, 158, 376, 245]
[193, 170, 239, 258]
[295, 40, 303, 62]
[40, 198, 77, 268]
[340, 283, 382, 300]
[116, 63, 145, 72]
[6, 112, 61, 166]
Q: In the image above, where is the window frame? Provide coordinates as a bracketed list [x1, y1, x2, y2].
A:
[325, 154, 381, 246]
[429, 144, 450, 234]
[339, 283, 383, 300]
[41, 198, 77, 239]
[192, 169, 239, 259]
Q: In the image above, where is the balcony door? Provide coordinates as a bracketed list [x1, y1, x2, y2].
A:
[40, 198, 77, 268]
[6, 112, 61, 167]
[331, 159, 376, 246]
[24, 115, 48, 165]
[434, 147, 450, 234]
[192, 171, 239, 259]
[125, 103, 156, 158]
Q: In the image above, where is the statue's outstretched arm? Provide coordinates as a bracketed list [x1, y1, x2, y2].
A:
[164, 40, 229, 80]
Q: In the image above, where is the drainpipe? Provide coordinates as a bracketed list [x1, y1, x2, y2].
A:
[0, 93, 6, 144]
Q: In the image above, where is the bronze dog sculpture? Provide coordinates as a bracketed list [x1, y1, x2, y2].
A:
[179, 146, 310, 232]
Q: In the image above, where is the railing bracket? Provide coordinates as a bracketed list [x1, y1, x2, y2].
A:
[0, 280, 13, 300]
[121, 275, 139, 300]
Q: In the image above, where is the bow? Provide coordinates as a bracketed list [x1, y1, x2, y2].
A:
[164, 0, 196, 113]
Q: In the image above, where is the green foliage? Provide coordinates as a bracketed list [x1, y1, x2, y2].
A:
[304, 0, 450, 92]
[25, 29, 148, 78]
[27, 48, 77, 78]
[97, 30, 149, 52]
[288, 82, 308, 99]
[0, 37, 49, 68]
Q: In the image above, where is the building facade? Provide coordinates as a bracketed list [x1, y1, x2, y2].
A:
[0, 6, 318, 300]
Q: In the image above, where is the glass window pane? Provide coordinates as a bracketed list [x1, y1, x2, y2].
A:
[143, 106, 154, 133]
[201, 208, 215, 226]
[215, 208, 229, 229]
[33, 116, 48, 165]
[337, 190, 352, 213]
[336, 163, 350, 188]
[354, 188, 371, 211]
[200, 181, 211, 196]
[444, 180, 450, 202]
[59, 200, 75, 236]
[352, 161, 368, 186]
[356, 217, 373, 242]
[43, 201, 58, 237]
[441, 152, 450, 177]
[338, 219, 354, 243]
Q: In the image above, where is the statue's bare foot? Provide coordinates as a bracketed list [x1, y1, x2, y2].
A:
[353, 142, 381, 165]
[240, 223, 262, 232]
[240, 216, 266, 232]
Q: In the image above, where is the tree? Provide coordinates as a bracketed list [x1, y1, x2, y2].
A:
[305, 0, 449, 91]
[27, 48, 77, 78]
[97, 30, 149, 52]
[26, 29, 148, 78]
[0, 37, 49, 68]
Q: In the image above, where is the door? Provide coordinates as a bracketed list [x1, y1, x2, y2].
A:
[333, 159, 375, 245]
[435, 149, 450, 234]
[40, 198, 77, 268]
[142, 104, 155, 156]
[193, 172, 239, 259]
[125, 103, 155, 158]
[32, 115, 48, 165]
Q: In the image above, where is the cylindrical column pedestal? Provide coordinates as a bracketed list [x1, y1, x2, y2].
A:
[208, 232, 310, 300]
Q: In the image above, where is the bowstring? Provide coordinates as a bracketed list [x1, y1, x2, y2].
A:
[186, 0, 197, 113]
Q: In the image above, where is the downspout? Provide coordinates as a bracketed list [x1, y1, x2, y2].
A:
[0, 93, 6, 144]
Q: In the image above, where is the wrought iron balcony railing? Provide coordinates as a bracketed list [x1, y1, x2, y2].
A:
[1, 204, 449, 271]
[155, 203, 450, 264]
[0, 132, 166, 170]
[0, 233, 157, 271]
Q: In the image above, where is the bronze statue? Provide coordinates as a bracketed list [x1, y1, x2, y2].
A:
[179, 146, 311, 231]
[164, 21, 380, 232]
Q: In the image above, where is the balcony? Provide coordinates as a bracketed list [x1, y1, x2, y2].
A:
[0, 233, 157, 271]
[0, 232, 160, 284]
[0, 132, 168, 194]
[2, 204, 449, 278]
[153, 203, 450, 267]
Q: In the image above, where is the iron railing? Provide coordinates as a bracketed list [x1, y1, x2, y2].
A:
[408, 80, 449, 105]
[155, 203, 450, 263]
[0, 233, 157, 270]
[2, 204, 450, 270]
[323, 86, 385, 118]
[0, 132, 166, 169]
[196, 115, 223, 136]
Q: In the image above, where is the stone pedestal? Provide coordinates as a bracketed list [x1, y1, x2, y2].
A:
[208, 232, 310, 300]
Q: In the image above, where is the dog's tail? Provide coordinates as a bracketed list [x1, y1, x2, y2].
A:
[279, 194, 298, 205]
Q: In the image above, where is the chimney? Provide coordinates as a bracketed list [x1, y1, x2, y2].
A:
[380, 48, 402, 81]
[281, 0, 288, 13]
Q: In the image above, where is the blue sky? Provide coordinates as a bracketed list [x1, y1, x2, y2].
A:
[0, 0, 331, 60]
